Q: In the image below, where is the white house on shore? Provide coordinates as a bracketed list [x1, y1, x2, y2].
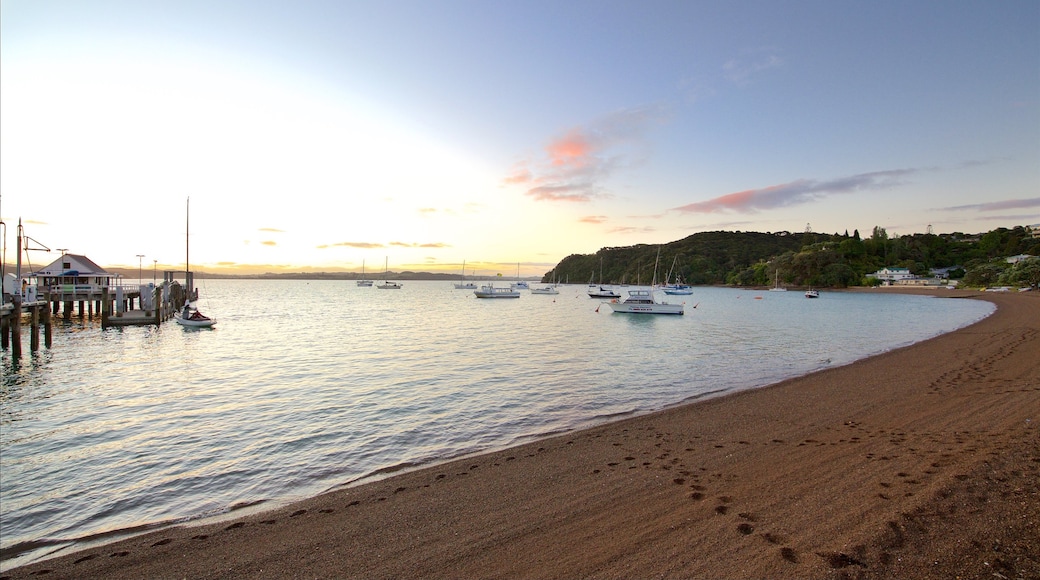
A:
[868, 267, 915, 284]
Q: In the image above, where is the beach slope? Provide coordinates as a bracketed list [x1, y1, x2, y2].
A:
[4, 291, 1037, 579]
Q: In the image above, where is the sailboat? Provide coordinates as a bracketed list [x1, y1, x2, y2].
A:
[661, 255, 693, 295]
[511, 263, 529, 290]
[453, 260, 476, 289]
[587, 256, 620, 298]
[357, 259, 373, 287]
[174, 197, 216, 327]
[377, 257, 402, 289]
[769, 270, 788, 292]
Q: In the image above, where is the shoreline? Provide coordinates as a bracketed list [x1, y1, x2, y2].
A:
[3, 289, 1037, 579]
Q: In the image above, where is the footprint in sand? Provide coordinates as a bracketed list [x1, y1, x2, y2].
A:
[151, 538, 172, 547]
[73, 554, 99, 564]
[780, 547, 799, 563]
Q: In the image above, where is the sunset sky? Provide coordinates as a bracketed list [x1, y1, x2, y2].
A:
[2, 1, 1038, 277]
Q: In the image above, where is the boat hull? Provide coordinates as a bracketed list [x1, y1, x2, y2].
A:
[607, 302, 684, 315]
[607, 288, 685, 315]
[174, 315, 216, 327]
[587, 286, 620, 298]
[474, 286, 520, 298]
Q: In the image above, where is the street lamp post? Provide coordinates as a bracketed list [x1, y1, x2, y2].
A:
[136, 254, 144, 284]
[153, 260, 157, 284]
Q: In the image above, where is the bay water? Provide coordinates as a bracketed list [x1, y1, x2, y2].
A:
[0, 281, 993, 568]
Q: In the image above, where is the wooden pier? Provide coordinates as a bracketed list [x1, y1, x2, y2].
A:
[1, 272, 194, 357]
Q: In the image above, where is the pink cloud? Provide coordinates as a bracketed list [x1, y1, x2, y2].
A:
[940, 197, 1040, 212]
[674, 169, 916, 214]
[579, 215, 608, 224]
[506, 105, 670, 203]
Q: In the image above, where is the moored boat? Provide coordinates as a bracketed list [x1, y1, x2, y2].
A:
[805, 288, 819, 298]
[357, 260, 373, 287]
[607, 288, 684, 315]
[175, 304, 216, 327]
[377, 257, 402, 289]
[474, 284, 520, 298]
[453, 260, 476, 289]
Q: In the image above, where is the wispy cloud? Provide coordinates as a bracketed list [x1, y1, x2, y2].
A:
[723, 49, 783, 86]
[318, 241, 385, 249]
[606, 225, 656, 235]
[507, 104, 671, 203]
[389, 241, 450, 248]
[261, 240, 277, 246]
[579, 215, 608, 224]
[674, 169, 917, 214]
[938, 197, 1040, 212]
[259, 227, 285, 233]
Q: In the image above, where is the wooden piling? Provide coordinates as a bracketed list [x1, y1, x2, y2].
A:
[30, 304, 40, 351]
[101, 287, 110, 329]
[43, 299, 53, 348]
[11, 293, 22, 358]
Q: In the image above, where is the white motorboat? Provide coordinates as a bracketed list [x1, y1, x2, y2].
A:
[607, 288, 684, 315]
[474, 284, 520, 298]
[607, 249, 684, 314]
[805, 288, 819, 298]
[530, 284, 559, 295]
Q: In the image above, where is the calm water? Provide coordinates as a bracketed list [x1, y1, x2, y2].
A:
[0, 281, 993, 568]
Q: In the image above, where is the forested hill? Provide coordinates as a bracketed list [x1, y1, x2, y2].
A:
[545, 227, 1040, 289]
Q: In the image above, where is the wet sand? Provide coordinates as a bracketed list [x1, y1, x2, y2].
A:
[3, 289, 1038, 579]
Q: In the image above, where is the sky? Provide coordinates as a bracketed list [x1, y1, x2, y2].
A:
[2, 1, 1038, 277]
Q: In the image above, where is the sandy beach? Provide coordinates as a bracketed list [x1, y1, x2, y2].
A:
[3, 289, 1037, 580]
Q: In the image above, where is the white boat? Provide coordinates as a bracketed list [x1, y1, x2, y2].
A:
[607, 250, 684, 315]
[805, 288, 819, 298]
[357, 260, 373, 287]
[175, 304, 216, 327]
[510, 263, 529, 290]
[607, 288, 684, 315]
[769, 270, 787, 292]
[661, 255, 694, 295]
[377, 257, 402, 290]
[174, 197, 216, 328]
[474, 284, 520, 298]
[530, 283, 559, 295]
[453, 260, 476, 289]
[661, 282, 693, 295]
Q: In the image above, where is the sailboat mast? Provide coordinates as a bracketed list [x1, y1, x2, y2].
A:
[185, 197, 190, 275]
